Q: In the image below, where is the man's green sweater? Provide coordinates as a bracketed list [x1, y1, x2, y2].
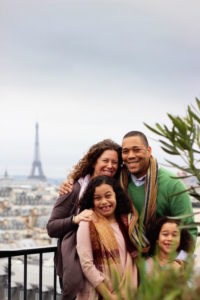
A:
[128, 167, 197, 242]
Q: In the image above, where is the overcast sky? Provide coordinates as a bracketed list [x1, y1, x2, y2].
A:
[1, 0, 200, 178]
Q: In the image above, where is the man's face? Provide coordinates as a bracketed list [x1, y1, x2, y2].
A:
[122, 135, 151, 178]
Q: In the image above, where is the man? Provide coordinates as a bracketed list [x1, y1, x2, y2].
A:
[120, 131, 197, 244]
[59, 131, 197, 244]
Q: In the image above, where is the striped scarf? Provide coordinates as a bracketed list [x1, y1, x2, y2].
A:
[89, 212, 137, 299]
[143, 156, 158, 229]
[89, 213, 123, 279]
[120, 155, 158, 243]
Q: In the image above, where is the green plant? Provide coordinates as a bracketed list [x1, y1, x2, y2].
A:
[144, 98, 200, 202]
[106, 254, 200, 300]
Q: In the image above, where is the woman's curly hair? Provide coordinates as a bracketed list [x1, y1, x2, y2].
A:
[79, 175, 132, 216]
[68, 139, 122, 181]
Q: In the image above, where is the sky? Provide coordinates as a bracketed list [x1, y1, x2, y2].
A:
[0, 0, 200, 179]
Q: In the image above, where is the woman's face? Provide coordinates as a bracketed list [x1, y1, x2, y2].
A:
[158, 222, 181, 256]
[93, 183, 117, 221]
[92, 150, 118, 178]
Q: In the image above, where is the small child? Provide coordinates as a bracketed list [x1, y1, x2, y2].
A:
[146, 217, 194, 273]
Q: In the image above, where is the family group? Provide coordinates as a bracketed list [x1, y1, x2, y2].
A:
[47, 131, 197, 300]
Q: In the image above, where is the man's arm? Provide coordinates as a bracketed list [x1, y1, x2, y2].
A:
[169, 179, 198, 246]
[59, 178, 74, 196]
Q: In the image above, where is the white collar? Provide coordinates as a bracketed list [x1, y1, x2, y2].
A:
[130, 174, 146, 186]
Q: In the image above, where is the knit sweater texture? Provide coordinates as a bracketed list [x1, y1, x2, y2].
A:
[128, 167, 197, 242]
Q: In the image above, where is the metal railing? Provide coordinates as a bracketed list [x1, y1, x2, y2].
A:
[0, 245, 57, 300]
[0, 225, 199, 300]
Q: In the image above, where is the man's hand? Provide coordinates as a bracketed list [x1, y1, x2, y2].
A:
[59, 178, 74, 196]
[73, 209, 93, 224]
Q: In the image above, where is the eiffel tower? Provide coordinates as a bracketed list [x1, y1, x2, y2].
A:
[28, 122, 46, 181]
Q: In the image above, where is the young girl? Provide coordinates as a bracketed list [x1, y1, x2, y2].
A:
[76, 175, 148, 300]
[146, 217, 194, 273]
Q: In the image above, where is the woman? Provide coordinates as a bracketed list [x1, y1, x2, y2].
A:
[47, 139, 121, 300]
[76, 175, 144, 300]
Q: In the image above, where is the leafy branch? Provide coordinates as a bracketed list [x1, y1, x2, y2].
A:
[144, 98, 200, 201]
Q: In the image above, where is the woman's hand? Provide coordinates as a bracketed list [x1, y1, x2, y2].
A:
[59, 178, 74, 196]
[73, 209, 93, 224]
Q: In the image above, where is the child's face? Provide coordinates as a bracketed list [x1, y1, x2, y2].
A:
[158, 222, 180, 255]
[93, 183, 117, 221]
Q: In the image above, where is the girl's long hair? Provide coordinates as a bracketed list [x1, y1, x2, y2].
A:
[79, 175, 132, 216]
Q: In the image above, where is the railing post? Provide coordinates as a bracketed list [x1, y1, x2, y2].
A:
[24, 254, 27, 300]
[8, 256, 11, 300]
[53, 263, 57, 300]
[39, 252, 43, 300]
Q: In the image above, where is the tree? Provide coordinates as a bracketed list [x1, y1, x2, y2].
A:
[144, 98, 200, 202]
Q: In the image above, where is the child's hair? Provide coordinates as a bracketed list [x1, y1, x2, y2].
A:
[79, 175, 132, 216]
[148, 217, 194, 255]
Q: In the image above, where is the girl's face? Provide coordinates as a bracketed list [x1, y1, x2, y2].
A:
[158, 222, 181, 255]
[92, 150, 118, 178]
[93, 183, 117, 221]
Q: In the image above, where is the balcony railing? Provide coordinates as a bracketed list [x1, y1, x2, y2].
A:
[0, 245, 58, 300]
[0, 225, 199, 300]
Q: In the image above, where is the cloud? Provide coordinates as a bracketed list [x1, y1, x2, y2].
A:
[0, 0, 200, 177]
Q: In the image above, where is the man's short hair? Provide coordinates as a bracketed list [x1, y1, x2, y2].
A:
[123, 131, 149, 147]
